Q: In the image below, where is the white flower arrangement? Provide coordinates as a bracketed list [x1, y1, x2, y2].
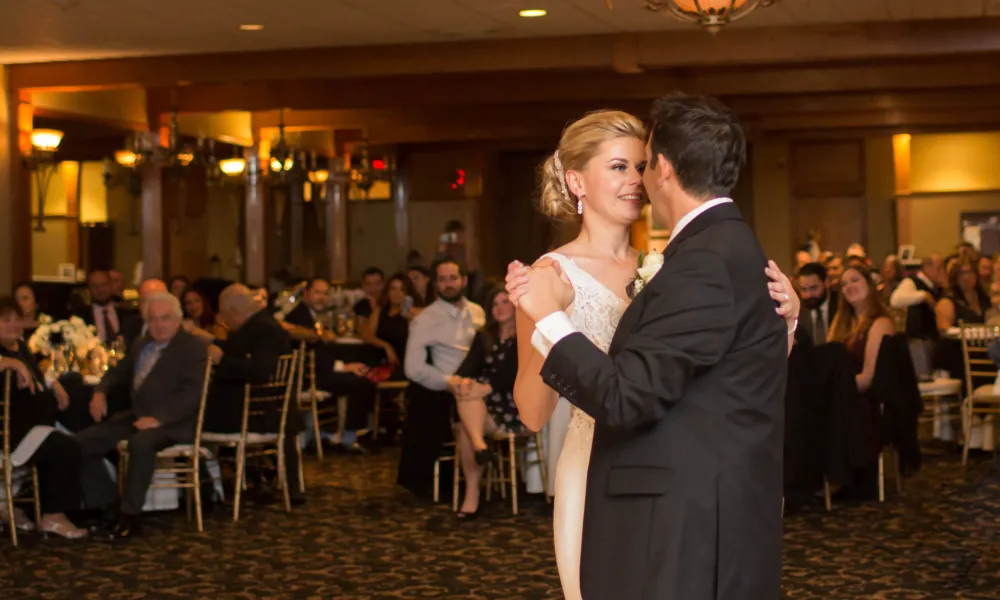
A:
[28, 316, 101, 357]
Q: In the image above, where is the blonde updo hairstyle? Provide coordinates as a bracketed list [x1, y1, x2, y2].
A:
[538, 110, 647, 220]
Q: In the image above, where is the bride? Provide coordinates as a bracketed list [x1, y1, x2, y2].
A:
[510, 109, 799, 599]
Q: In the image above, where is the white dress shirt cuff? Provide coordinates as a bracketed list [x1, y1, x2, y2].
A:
[530, 312, 578, 357]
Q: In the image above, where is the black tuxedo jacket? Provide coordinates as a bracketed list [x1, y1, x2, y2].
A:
[96, 329, 208, 441]
[541, 202, 787, 600]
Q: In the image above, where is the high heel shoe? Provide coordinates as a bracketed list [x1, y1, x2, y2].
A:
[0, 506, 35, 532]
[474, 448, 491, 467]
[40, 519, 88, 540]
[456, 507, 480, 521]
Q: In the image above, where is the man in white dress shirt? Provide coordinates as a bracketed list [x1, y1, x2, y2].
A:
[398, 259, 485, 496]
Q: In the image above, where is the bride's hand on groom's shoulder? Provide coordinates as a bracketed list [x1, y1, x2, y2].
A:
[765, 260, 800, 326]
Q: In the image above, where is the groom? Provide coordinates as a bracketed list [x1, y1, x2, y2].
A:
[509, 94, 788, 599]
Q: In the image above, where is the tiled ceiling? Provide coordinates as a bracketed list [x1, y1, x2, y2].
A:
[2, 0, 998, 64]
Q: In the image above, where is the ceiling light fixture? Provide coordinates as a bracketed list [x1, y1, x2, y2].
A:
[644, 0, 778, 34]
[519, 9, 547, 18]
[239, 24, 264, 31]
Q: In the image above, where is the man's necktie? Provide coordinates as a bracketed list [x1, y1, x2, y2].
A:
[133, 344, 162, 391]
[102, 305, 116, 344]
[813, 309, 827, 344]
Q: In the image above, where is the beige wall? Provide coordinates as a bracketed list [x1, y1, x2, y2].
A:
[911, 132, 1000, 193]
[0, 66, 11, 290]
[752, 141, 792, 271]
[865, 136, 897, 261]
[80, 162, 107, 223]
[907, 192, 1000, 257]
[30, 162, 72, 277]
[898, 131, 1000, 257]
[204, 187, 243, 281]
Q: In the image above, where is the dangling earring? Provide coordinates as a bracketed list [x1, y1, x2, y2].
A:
[577, 200, 583, 215]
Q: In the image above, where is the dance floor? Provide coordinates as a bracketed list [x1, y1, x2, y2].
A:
[2, 448, 999, 599]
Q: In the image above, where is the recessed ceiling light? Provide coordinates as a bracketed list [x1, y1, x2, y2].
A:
[240, 24, 264, 31]
[519, 9, 547, 18]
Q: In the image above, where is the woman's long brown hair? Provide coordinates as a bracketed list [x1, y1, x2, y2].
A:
[828, 264, 889, 345]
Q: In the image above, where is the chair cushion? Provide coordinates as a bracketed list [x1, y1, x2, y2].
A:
[919, 378, 962, 396]
[201, 432, 280, 445]
[972, 384, 1000, 399]
[299, 389, 332, 402]
[116, 440, 214, 459]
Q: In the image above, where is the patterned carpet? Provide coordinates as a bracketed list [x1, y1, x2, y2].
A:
[2, 446, 1000, 599]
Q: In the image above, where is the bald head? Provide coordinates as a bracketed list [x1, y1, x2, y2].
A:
[219, 284, 257, 330]
[138, 278, 169, 320]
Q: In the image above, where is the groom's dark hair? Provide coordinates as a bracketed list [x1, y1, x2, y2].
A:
[648, 93, 746, 200]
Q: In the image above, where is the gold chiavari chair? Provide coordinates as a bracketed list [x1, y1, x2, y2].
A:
[451, 428, 550, 516]
[295, 342, 335, 464]
[203, 352, 299, 522]
[1, 371, 41, 547]
[116, 358, 213, 532]
[958, 323, 1000, 471]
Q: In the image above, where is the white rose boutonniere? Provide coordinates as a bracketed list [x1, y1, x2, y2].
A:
[626, 250, 664, 299]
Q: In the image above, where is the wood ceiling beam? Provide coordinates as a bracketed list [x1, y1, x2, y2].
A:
[10, 18, 1000, 91]
[143, 57, 1000, 116]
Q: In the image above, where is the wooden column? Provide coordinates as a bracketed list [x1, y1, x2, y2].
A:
[327, 181, 349, 282]
[139, 134, 165, 279]
[289, 180, 304, 271]
[392, 156, 410, 271]
[1, 79, 32, 286]
[244, 151, 267, 285]
[62, 161, 81, 265]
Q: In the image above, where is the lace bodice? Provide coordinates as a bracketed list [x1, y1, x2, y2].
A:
[542, 253, 629, 433]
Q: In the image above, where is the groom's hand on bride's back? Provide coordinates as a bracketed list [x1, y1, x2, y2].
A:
[506, 259, 574, 322]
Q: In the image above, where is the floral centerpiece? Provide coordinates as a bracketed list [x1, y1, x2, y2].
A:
[28, 315, 101, 359]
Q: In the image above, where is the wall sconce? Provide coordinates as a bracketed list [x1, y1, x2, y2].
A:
[103, 150, 143, 235]
[25, 128, 64, 232]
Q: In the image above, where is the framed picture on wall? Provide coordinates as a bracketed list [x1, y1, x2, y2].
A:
[961, 212, 1000, 257]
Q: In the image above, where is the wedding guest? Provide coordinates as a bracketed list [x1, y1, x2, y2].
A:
[77, 293, 207, 540]
[0, 297, 86, 539]
[879, 254, 903, 300]
[117, 279, 169, 349]
[890, 254, 947, 376]
[828, 264, 896, 499]
[182, 288, 216, 330]
[168, 275, 190, 300]
[796, 263, 838, 346]
[75, 270, 128, 344]
[823, 253, 845, 290]
[407, 266, 433, 308]
[203, 284, 304, 501]
[14, 282, 47, 339]
[285, 278, 373, 455]
[363, 273, 417, 368]
[449, 287, 521, 519]
[398, 259, 485, 497]
[108, 269, 126, 302]
[936, 257, 990, 330]
[353, 267, 385, 332]
[794, 246, 812, 273]
[978, 254, 994, 295]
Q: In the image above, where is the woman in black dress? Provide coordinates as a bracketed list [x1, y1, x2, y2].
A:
[0, 297, 86, 539]
[364, 273, 416, 372]
[449, 287, 521, 518]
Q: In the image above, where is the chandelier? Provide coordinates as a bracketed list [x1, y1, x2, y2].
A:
[644, 0, 778, 34]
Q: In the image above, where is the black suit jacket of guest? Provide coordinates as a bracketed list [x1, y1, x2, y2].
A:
[95, 328, 208, 442]
[205, 309, 293, 433]
[283, 302, 316, 329]
[541, 202, 787, 600]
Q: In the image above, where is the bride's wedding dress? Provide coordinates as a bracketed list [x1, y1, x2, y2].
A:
[542, 253, 627, 600]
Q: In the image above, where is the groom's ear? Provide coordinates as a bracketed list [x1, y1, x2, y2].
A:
[655, 152, 674, 185]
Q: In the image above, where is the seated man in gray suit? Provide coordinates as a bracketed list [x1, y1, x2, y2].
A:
[77, 292, 208, 541]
